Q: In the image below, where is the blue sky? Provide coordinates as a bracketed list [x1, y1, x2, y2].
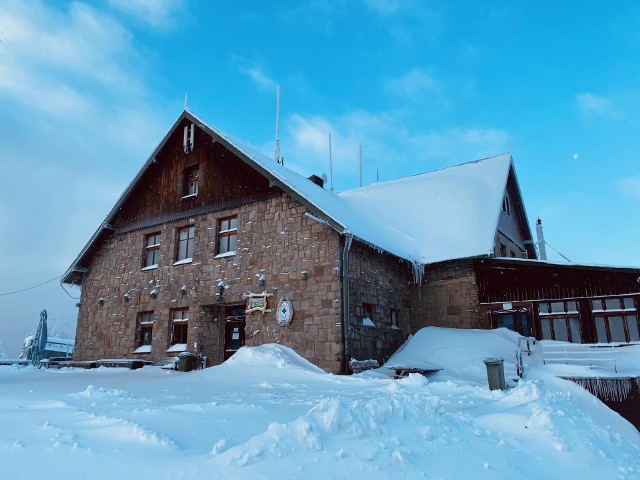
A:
[1, 0, 639, 355]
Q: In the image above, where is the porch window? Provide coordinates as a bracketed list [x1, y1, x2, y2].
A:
[218, 216, 237, 255]
[538, 301, 581, 343]
[170, 308, 188, 346]
[592, 297, 639, 343]
[143, 232, 161, 268]
[176, 225, 195, 262]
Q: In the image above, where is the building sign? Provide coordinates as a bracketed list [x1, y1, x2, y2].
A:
[245, 292, 272, 314]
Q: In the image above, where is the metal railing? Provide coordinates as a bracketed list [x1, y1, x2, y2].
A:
[542, 343, 617, 373]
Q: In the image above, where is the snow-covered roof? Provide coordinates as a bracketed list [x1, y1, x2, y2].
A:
[62, 110, 521, 283]
[196, 113, 517, 265]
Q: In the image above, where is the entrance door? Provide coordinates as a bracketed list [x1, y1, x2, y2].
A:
[224, 306, 246, 361]
[489, 308, 531, 337]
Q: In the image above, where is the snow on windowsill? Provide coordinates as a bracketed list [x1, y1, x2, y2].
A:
[362, 318, 375, 327]
[181, 193, 197, 200]
[141, 264, 158, 271]
[166, 344, 187, 353]
[391, 325, 400, 330]
[133, 345, 152, 354]
[214, 251, 236, 259]
[173, 258, 192, 266]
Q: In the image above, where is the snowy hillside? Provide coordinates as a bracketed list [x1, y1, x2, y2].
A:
[2, 329, 639, 479]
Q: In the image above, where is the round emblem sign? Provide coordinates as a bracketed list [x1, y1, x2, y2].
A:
[276, 298, 294, 327]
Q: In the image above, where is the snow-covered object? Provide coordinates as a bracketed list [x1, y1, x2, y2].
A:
[222, 343, 325, 373]
[385, 326, 523, 385]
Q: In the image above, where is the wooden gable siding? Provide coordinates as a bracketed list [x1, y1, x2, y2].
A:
[495, 169, 535, 259]
[113, 119, 273, 232]
[475, 259, 640, 304]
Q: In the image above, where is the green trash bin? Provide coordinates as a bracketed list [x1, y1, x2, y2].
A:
[483, 357, 506, 390]
[177, 352, 198, 372]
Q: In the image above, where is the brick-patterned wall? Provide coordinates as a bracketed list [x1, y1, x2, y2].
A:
[75, 192, 343, 372]
[346, 242, 412, 366]
[411, 259, 481, 330]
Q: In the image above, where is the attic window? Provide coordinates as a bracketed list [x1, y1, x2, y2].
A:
[182, 164, 199, 198]
[502, 194, 511, 217]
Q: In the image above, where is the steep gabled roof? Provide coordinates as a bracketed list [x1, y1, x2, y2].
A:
[62, 110, 532, 284]
[337, 154, 532, 265]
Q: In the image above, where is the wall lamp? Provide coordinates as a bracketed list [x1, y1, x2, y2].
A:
[179, 284, 188, 296]
[258, 274, 266, 287]
[123, 292, 131, 302]
[215, 280, 226, 302]
[97, 297, 105, 306]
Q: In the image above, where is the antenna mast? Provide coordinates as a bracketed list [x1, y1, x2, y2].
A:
[274, 85, 281, 164]
[329, 133, 334, 192]
[184, 92, 188, 110]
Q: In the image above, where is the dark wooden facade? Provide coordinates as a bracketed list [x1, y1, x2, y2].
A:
[476, 258, 640, 344]
[116, 119, 274, 234]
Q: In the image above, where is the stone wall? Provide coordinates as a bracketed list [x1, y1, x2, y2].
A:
[494, 231, 528, 259]
[75, 191, 344, 372]
[346, 242, 412, 366]
[411, 259, 481, 330]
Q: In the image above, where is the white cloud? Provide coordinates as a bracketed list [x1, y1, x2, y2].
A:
[281, 109, 508, 190]
[619, 176, 640, 199]
[386, 68, 439, 98]
[0, 1, 147, 118]
[576, 93, 625, 121]
[108, 0, 185, 29]
[246, 67, 277, 91]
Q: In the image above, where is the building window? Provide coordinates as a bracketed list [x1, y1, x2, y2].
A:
[135, 312, 154, 352]
[218, 216, 237, 255]
[592, 297, 639, 343]
[502, 194, 511, 216]
[182, 164, 199, 198]
[499, 243, 507, 257]
[176, 225, 195, 262]
[143, 232, 161, 268]
[390, 309, 399, 329]
[362, 303, 375, 327]
[538, 301, 581, 343]
[170, 308, 189, 346]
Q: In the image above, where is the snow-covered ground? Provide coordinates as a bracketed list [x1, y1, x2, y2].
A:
[2, 329, 640, 479]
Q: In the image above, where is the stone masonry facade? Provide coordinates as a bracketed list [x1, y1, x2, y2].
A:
[410, 259, 481, 331]
[75, 191, 344, 372]
[347, 242, 412, 365]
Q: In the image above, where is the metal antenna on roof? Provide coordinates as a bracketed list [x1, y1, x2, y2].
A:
[376, 168, 379, 183]
[329, 133, 334, 192]
[184, 92, 188, 110]
[274, 85, 282, 164]
[359, 145, 363, 187]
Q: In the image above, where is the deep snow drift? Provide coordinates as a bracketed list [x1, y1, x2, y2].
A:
[1, 329, 640, 479]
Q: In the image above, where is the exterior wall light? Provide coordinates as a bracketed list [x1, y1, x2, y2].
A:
[123, 292, 131, 302]
[258, 274, 266, 287]
[179, 284, 188, 296]
[150, 288, 157, 299]
[97, 297, 105, 306]
[215, 280, 226, 302]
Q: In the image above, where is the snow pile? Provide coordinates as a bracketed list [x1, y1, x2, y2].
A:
[222, 344, 325, 373]
[2, 333, 640, 479]
[385, 327, 523, 385]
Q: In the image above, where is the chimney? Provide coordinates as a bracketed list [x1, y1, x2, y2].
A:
[308, 174, 325, 188]
[536, 218, 547, 261]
